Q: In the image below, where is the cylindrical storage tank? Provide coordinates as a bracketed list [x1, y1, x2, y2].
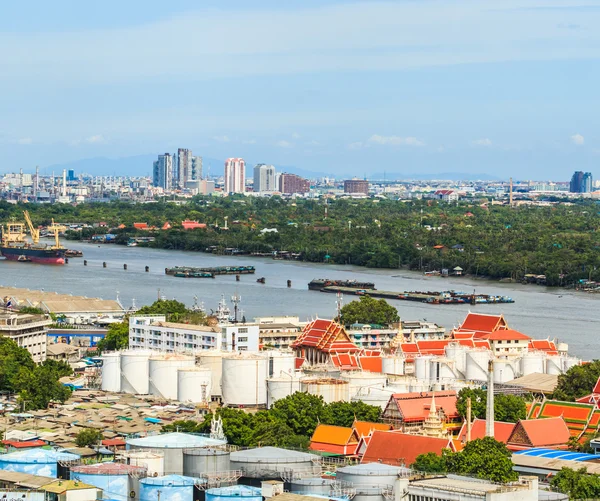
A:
[429, 358, 455, 382]
[409, 380, 430, 393]
[444, 343, 467, 375]
[381, 356, 405, 376]
[465, 350, 491, 381]
[0, 449, 79, 477]
[147, 353, 195, 400]
[139, 475, 197, 501]
[206, 485, 262, 501]
[264, 351, 296, 377]
[352, 387, 396, 410]
[563, 356, 580, 371]
[222, 354, 268, 407]
[290, 478, 336, 495]
[183, 449, 230, 477]
[267, 376, 302, 408]
[177, 367, 213, 403]
[101, 352, 121, 392]
[300, 378, 350, 403]
[557, 343, 569, 354]
[414, 356, 433, 382]
[546, 356, 563, 376]
[342, 372, 387, 399]
[230, 447, 320, 479]
[121, 451, 165, 476]
[521, 352, 546, 376]
[336, 463, 411, 501]
[121, 350, 152, 394]
[493, 359, 517, 383]
[70, 462, 146, 501]
[199, 350, 226, 397]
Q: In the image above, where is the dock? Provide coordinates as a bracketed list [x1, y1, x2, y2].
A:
[165, 265, 256, 277]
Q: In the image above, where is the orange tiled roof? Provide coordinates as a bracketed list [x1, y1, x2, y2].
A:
[291, 319, 360, 353]
[385, 391, 458, 422]
[459, 312, 508, 333]
[507, 417, 571, 448]
[310, 424, 359, 446]
[359, 356, 382, 373]
[481, 329, 531, 341]
[353, 420, 393, 438]
[457, 418, 515, 443]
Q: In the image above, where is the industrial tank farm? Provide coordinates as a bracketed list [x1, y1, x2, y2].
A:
[149, 353, 195, 400]
[139, 474, 199, 501]
[230, 447, 320, 479]
[177, 366, 213, 403]
[70, 462, 147, 501]
[221, 353, 268, 407]
[336, 463, 411, 501]
[183, 448, 231, 477]
[0, 449, 79, 477]
[206, 485, 262, 501]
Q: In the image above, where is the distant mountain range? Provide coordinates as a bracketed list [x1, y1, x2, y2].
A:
[46, 155, 500, 182]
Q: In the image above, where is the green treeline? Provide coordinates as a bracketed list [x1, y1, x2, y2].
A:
[5, 197, 600, 285]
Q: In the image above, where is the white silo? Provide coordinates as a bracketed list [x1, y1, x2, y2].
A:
[352, 387, 396, 410]
[149, 354, 195, 400]
[264, 351, 297, 377]
[521, 352, 546, 376]
[430, 358, 456, 382]
[121, 350, 153, 394]
[177, 367, 213, 403]
[465, 350, 491, 381]
[415, 356, 433, 382]
[101, 352, 121, 392]
[546, 355, 563, 375]
[557, 343, 569, 355]
[221, 353, 268, 407]
[342, 372, 387, 399]
[493, 359, 517, 383]
[300, 378, 350, 403]
[199, 351, 225, 397]
[381, 356, 405, 376]
[267, 376, 302, 408]
[445, 343, 468, 376]
[563, 356, 580, 371]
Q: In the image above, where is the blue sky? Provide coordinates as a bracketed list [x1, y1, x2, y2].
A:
[0, 0, 599, 180]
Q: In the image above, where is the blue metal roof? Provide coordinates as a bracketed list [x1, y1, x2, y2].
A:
[514, 448, 599, 462]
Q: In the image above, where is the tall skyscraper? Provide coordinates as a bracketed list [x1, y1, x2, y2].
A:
[224, 158, 246, 194]
[253, 164, 276, 193]
[570, 171, 593, 193]
[191, 156, 202, 181]
[176, 148, 191, 188]
[279, 173, 310, 194]
[153, 153, 173, 190]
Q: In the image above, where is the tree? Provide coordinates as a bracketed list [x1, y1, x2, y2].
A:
[0, 338, 35, 391]
[412, 451, 448, 473]
[456, 388, 486, 420]
[15, 360, 73, 410]
[445, 437, 517, 483]
[339, 295, 399, 326]
[456, 388, 527, 423]
[270, 392, 330, 437]
[96, 321, 129, 352]
[551, 467, 600, 499]
[17, 306, 45, 315]
[162, 419, 207, 434]
[325, 401, 381, 427]
[137, 299, 188, 320]
[553, 361, 600, 401]
[75, 428, 104, 447]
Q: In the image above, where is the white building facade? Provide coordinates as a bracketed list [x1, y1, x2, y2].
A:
[224, 158, 246, 194]
[253, 164, 276, 193]
[0, 312, 51, 363]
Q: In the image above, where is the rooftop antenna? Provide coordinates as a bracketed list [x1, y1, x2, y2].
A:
[509, 177, 514, 207]
[231, 292, 241, 323]
[486, 359, 495, 438]
[336, 292, 343, 321]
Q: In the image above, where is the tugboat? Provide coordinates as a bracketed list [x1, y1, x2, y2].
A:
[0, 212, 66, 265]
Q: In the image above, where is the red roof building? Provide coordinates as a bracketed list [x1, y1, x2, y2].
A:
[181, 220, 207, 230]
[133, 222, 149, 230]
[455, 312, 508, 338]
[361, 430, 458, 467]
[457, 418, 515, 444]
[382, 391, 461, 433]
[291, 319, 361, 367]
[2, 439, 47, 449]
[506, 417, 571, 450]
[528, 399, 600, 441]
[353, 420, 393, 438]
[309, 424, 360, 456]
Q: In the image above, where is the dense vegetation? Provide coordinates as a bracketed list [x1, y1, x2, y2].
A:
[551, 467, 600, 499]
[0, 338, 72, 410]
[75, 428, 104, 448]
[162, 392, 381, 449]
[456, 388, 528, 423]
[552, 360, 600, 401]
[413, 437, 518, 483]
[339, 295, 400, 326]
[6, 197, 600, 285]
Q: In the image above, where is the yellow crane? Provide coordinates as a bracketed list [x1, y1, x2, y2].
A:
[46, 219, 65, 250]
[23, 211, 40, 244]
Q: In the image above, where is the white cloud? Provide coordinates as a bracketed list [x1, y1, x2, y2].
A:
[368, 134, 425, 147]
[571, 133, 585, 145]
[85, 134, 106, 144]
[472, 138, 492, 147]
[242, 139, 256, 145]
[16, 137, 32, 145]
[213, 135, 230, 143]
[348, 142, 364, 150]
[276, 140, 293, 148]
[291, 132, 301, 139]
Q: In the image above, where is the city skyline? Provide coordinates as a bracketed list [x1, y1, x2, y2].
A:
[0, 1, 598, 179]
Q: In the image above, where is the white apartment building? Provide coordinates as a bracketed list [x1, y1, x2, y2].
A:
[253, 164, 276, 193]
[129, 315, 259, 353]
[224, 158, 246, 193]
[0, 311, 51, 363]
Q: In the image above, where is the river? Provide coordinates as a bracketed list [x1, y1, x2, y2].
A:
[1, 242, 597, 359]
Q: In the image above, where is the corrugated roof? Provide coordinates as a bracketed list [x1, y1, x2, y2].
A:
[507, 373, 559, 394]
[514, 448, 599, 461]
[310, 424, 358, 446]
[42, 480, 97, 493]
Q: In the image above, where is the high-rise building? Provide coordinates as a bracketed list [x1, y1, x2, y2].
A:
[67, 169, 76, 182]
[279, 173, 310, 194]
[224, 158, 246, 194]
[153, 153, 173, 190]
[176, 148, 192, 188]
[570, 171, 593, 193]
[344, 178, 369, 195]
[253, 164, 276, 193]
[191, 156, 202, 181]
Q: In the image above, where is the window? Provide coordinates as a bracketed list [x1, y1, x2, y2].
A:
[238, 328, 248, 334]
[238, 337, 248, 342]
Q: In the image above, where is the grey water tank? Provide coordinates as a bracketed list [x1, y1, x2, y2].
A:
[336, 463, 411, 501]
[290, 478, 336, 496]
[230, 447, 320, 479]
[183, 449, 231, 477]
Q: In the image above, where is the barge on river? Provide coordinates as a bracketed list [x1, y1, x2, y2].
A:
[166, 265, 256, 277]
[308, 278, 376, 291]
[317, 286, 514, 305]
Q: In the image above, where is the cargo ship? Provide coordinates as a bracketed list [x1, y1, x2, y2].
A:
[308, 278, 376, 291]
[0, 212, 66, 265]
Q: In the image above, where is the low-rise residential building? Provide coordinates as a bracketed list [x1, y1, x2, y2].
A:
[256, 316, 303, 350]
[0, 310, 51, 362]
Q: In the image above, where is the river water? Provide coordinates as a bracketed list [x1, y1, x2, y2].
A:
[1, 242, 597, 359]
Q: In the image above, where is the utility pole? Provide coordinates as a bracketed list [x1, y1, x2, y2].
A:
[466, 397, 472, 442]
